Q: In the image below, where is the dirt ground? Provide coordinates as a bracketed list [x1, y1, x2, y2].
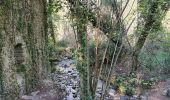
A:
[147, 80, 170, 100]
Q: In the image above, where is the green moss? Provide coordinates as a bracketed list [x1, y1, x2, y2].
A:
[17, 16, 25, 32]
[0, 30, 4, 98]
[16, 64, 26, 73]
[0, 60, 3, 98]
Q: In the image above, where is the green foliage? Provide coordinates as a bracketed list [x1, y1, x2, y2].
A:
[139, 50, 162, 71]
[69, 1, 92, 98]
[101, 0, 112, 6]
[73, 48, 86, 72]
[0, 0, 10, 16]
[88, 43, 95, 64]
[2, 0, 11, 8]
[163, 54, 170, 75]
[48, 39, 67, 59]
[141, 78, 155, 89]
[48, 0, 62, 14]
[0, 58, 3, 96]
[139, 0, 169, 32]
[0, 28, 3, 96]
[162, 36, 170, 75]
[70, 2, 89, 22]
[139, 31, 170, 74]
[114, 75, 136, 96]
[17, 16, 25, 32]
[0, 32, 2, 50]
[16, 64, 26, 73]
[0, 8, 3, 16]
[88, 41, 116, 65]
[56, 40, 68, 47]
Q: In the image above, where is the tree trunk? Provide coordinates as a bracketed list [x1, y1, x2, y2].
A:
[131, 0, 169, 96]
[76, 20, 93, 99]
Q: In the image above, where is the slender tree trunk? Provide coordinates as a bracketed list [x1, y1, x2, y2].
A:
[76, 20, 93, 99]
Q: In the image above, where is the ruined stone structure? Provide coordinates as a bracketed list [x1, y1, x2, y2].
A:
[0, 0, 48, 99]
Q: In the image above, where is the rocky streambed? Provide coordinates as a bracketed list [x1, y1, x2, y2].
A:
[49, 57, 131, 100]
[20, 57, 80, 100]
[50, 57, 81, 100]
[50, 57, 145, 100]
[21, 57, 145, 100]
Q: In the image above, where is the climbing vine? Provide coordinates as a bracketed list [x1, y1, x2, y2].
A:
[69, 1, 93, 99]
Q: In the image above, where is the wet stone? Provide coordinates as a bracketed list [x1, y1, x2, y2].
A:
[73, 93, 78, 98]
[168, 89, 170, 97]
[140, 95, 148, 100]
[96, 93, 101, 98]
[51, 58, 80, 100]
[120, 96, 130, 100]
[68, 70, 72, 73]
[31, 91, 40, 96]
[108, 89, 115, 97]
[163, 88, 170, 97]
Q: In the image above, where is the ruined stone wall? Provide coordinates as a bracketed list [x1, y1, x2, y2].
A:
[0, 0, 48, 99]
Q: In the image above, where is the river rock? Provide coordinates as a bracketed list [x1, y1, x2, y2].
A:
[61, 84, 66, 90]
[96, 93, 101, 98]
[51, 57, 80, 100]
[162, 88, 170, 97]
[140, 95, 148, 100]
[168, 89, 170, 97]
[120, 96, 130, 100]
[108, 89, 116, 97]
[31, 91, 40, 96]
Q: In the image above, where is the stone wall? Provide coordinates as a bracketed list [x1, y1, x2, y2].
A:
[0, 0, 48, 99]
